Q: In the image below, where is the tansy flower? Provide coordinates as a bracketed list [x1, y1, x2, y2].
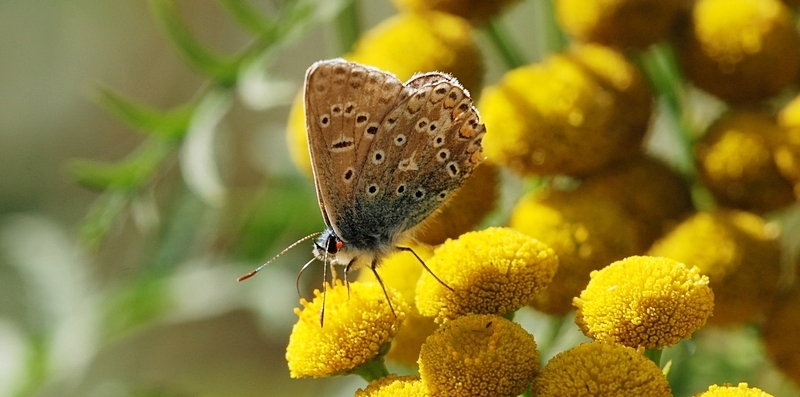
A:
[776, 94, 800, 196]
[392, 0, 521, 24]
[509, 189, 639, 315]
[418, 314, 539, 397]
[355, 375, 430, 397]
[695, 383, 775, 396]
[555, 0, 684, 49]
[287, 11, 483, 176]
[415, 162, 500, 246]
[695, 110, 794, 213]
[578, 155, 694, 250]
[532, 341, 672, 396]
[648, 210, 781, 326]
[415, 227, 558, 322]
[763, 285, 800, 385]
[357, 244, 438, 367]
[574, 256, 714, 350]
[676, 0, 800, 104]
[480, 44, 650, 176]
[285, 280, 408, 378]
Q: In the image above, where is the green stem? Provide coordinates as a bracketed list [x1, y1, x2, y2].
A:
[521, 388, 533, 397]
[644, 348, 663, 367]
[335, 0, 361, 54]
[485, 19, 527, 70]
[352, 356, 390, 382]
[536, 0, 568, 56]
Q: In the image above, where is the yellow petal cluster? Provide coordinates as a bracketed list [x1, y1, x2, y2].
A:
[676, 0, 800, 103]
[695, 383, 774, 397]
[776, 94, 800, 196]
[286, 280, 408, 378]
[574, 256, 714, 349]
[415, 162, 499, 246]
[533, 341, 672, 396]
[418, 314, 539, 397]
[578, 154, 694, 250]
[763, 285, 800, 385]
[648, 210, 781, 325]
[287, 11, 483, 176]
[480, 44, 650, 176]
[355, 375, 430, 397]
[391, 0, 521, 24]
[695, 110, 794, 213]
[509, 189, 639, 315]
[555, 0, 684, 48]
[358, 244, 438, 367]
[415, 227, 558, 322]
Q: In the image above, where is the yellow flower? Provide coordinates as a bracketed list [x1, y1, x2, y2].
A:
[418, 314, 539, 397]
[480, 44, 650, 176]
[355, 375, 430, 397]
[776, 94, 800, 196]
[358, 244, 438, 367]
[555, 0, 684, 48]
[695, 383, 775, 397]
[763, 285, 800, 385]
[287, 11, 484, 176]
[532, 341, 672, 397]
[574, 256, 714, 349]
[676, 0, 800, 103]
[286, 280, 408, 378]
[415, 227, 558, 322]
[578, 154, 694, 250]
[648, 210, 781, 326]
[509, 189, 639, 315]
[415, 161, 500, 246]
[391, 0, 522, 24]
[695, 110, 794, 213]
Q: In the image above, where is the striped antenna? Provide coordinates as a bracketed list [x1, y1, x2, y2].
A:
[237, 232, 322, 282]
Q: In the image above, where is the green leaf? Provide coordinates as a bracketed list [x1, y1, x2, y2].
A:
[67, 138, 175, 191]
[150, 0, 240, 85]
[78, 191, 130, 249]
[217, 0, 275, 36]
[94, 85, 193, 141]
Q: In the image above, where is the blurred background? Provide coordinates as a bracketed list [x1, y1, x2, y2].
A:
[2, 0, 800, 396]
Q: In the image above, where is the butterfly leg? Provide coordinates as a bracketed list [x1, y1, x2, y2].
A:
[369, 258, 397, 318]
[344, 258, 357, 299]
[396, 246, 455, 291]
[319, 250, 330, 327]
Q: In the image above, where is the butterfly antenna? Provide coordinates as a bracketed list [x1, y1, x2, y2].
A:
[397, 246, 454, 291]
[237, 232, 321, 282]
[295, 257, 317, 299]
[369, 260, 397, 318]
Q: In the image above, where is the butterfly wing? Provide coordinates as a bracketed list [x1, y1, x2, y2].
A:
[304, 59, 408, 237]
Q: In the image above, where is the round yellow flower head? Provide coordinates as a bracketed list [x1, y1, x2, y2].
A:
[415, 227, 559, 322]
[578, 155, 694, 250]
[763, 285, 800, 385]
[574, 256, 714, 349]
[776, 94, 800, 196]
[418, 314, 539, 397]
[287, 11, 483, 176]
[392, 0, 521, 24]
[533, 341, 672, 396]
[357, 244, 438, 367]
[676, 0, 800, 103]
[509, 189, 639, 315]
[695, 110, 795, 213]
[480, 45, 650, 176]
[695, 383, 774, 397]
[286, 280, 408, 378]
[355, 375, 430, 397]
[648, 210, 781, 325]
[555, 0, 684, 49]
[415, 162, 500, 246]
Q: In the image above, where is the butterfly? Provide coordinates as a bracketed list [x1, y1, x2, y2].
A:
[240, 59, 486, 324]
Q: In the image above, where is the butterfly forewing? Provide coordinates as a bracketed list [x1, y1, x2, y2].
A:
[304, 59, 406, 236]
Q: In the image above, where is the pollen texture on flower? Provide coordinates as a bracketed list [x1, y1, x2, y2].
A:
[695, 383, 775, 396]
[574, 256, 714, 349]
[418, 314, 539, 397]
[285, 280, 408, 378]
[355, 375, 430, 397]
[415, 227, 558, 322]
[532, 341, 672, 397]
